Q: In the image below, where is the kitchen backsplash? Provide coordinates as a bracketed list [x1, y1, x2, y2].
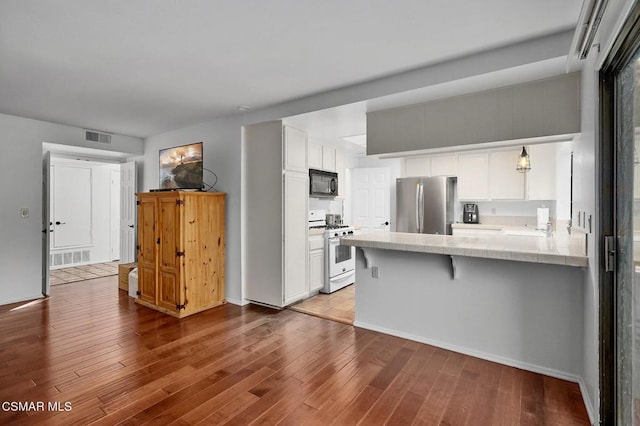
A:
[466, 200, 558, 220]
[309, 197, 343, 215]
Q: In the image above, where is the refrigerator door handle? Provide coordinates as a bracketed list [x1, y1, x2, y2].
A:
[419, 182, 425, 233]
[415, 183, 421, 233]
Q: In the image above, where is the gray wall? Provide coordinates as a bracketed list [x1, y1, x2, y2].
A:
[143, 116, 244, 303]
[0, 113, 143, 305]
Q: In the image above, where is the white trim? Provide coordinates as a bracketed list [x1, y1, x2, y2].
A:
[595, 0, 638, 71]
[578, 378, 596, 425]
[1, 294, 45, 306]
[373, 133, 578, 159]
[354, 320, 583, 384]
[225, 297, 249, 307]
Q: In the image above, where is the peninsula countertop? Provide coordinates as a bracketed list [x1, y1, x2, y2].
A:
[341, 231, 588, 267]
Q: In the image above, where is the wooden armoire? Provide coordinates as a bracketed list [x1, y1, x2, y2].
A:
[136, 191, 225, 318]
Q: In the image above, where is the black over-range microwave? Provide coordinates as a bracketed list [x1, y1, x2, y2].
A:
[309, 169, 338, 197]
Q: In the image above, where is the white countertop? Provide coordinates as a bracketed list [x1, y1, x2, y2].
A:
[341, 231, 588, 267]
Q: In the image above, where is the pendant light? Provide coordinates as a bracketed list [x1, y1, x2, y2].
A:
[516, 146, 531, 173]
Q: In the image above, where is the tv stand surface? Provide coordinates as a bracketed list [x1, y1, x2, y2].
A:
[150, 188, 202, 192]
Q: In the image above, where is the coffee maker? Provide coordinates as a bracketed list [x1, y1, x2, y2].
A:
[463, 203, 479, 223]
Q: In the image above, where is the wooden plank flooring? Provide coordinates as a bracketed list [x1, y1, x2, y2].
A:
[0, 276, 590, 425]
[288, 285, 354, 325]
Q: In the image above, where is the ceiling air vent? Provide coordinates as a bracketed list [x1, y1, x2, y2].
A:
[85, 130, 111, 144]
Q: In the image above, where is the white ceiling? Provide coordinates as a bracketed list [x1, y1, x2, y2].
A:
[0, 0, 583, 138]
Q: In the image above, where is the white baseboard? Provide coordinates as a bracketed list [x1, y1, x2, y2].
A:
[226, 298, 249, 306]
[0, 294, 45, 308]
[354, 320, 583, 384]
[578, 378, 596, 425]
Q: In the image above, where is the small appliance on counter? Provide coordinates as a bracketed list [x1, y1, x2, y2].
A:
[325, 214, 342, 226]
[463, 203, 479, 224]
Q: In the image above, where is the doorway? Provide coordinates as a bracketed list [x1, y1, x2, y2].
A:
[601, 5, 640, 424]
[48, 157, 121, 276]
[42, 145, 137, 295]
[351, 167, 391, 230]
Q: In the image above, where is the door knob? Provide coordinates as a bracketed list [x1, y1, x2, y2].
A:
[381, 221, 389, 226]
[128, 224, 134, 228]
[55, 221, 66, 225]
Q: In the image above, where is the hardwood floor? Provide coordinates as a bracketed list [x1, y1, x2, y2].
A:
[0, 276, 589, 425]
[289, 285, 354, 325]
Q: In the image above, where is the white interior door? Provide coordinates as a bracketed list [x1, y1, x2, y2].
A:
[42, 151, 51, 296]
[52, 165, 92, 248]
[110, 168, 121, 261]
[119, 161, 137, 263]
[352, 167, 391, 230]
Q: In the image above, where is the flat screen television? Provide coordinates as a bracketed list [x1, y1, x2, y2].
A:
[159, 142, 203, 190]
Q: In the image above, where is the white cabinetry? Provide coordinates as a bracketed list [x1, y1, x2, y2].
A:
[405, 157, 429, 177]
[308, 143, 323, 169]
[244, 121, 308, 308]
[335, 149, 346, 198]
[489, 149, 525, 200]
[458, 153, 489, 200]
[308, 235, 324, 293]
[308, 142, 337, 173]
[430, 155, 458, 176]
[284, 172, 309, 304]
[527, 144, 557, 200]
[322, 145, 337, 172]
[283, 126, 307, 173]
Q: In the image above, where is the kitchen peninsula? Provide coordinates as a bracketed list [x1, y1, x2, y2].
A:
[341, 231, 587, 383]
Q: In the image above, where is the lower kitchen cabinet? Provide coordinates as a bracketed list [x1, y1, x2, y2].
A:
[136, 191, 226, 318]
[309, 235, 325, 293]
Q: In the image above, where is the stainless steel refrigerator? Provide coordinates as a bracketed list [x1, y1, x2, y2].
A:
[396, 176, 456, 235]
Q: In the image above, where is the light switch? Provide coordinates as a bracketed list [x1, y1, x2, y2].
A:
[20, 208, 29, 218]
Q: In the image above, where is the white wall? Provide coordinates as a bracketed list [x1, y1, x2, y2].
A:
[0, 113, 142, 306]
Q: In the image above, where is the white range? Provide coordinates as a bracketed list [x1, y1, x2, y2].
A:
[308, 210, 356, 293]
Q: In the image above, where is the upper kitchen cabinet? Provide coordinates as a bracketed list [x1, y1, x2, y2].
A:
[283, 125, 308, 173]
[307, 141, 337, 172]
[458, 153, 489, 200]
[405, 157, 430, 177]
[489, 149, 525, 200]
[527, 143, 557, 200]
[308, 142, 323, 169]
[335, 148, 346, 198]
[367, 73, 580, 156]
[322, 145, 336, 172]
[430, 155, 458, 176]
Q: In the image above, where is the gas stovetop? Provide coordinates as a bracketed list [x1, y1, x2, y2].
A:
[309, 224, 350, 230]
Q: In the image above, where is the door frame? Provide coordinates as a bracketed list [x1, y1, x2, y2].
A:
[42, 151, 51, 296]
[600, 4, 640, 424]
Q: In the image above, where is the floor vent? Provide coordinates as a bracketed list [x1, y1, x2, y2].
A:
[50, 250, 91, 268]
[85, 130, 111, 144]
